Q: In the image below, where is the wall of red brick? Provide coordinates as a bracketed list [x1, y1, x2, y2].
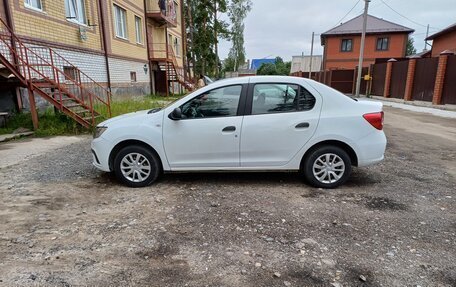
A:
[323, 33, 408, 70]
[431, 30, 456, 57]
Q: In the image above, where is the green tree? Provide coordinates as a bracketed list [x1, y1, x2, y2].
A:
[406, 37, 417, 56]
[226, 0, 252, 72]
[257, 57, 291, 75]
[214, 0, 230, 76]
[184, 0, 230, 77]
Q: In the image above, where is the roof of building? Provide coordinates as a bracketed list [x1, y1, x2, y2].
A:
[250, 59, 276, 70]
[407, 50, 431, 58]
[321, 14, 414, 43]
[290, 55, 323, 73]
[426, 23, 456, 40]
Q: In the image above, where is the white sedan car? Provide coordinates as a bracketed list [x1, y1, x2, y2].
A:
[92, 76, 386, 188]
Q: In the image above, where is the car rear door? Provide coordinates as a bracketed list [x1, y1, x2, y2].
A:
[163, 84, 247, 169]
[240, 80, 321, 167]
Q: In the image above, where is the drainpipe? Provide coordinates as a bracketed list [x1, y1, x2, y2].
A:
[3, 0, 23, 111]
[98, 0, 112, 93]
[3, 0, 14, 31]
[144, 0, 154, 94]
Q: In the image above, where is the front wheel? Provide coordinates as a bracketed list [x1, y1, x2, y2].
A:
[302, 146, 352, 189]
[114, 145, 161, 188]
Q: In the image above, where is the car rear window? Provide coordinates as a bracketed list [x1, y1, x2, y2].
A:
[252, 83, 316, 115]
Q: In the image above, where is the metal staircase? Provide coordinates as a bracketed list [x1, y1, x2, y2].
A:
[156, 44, 194, 93]
[0, 18, 111, 128]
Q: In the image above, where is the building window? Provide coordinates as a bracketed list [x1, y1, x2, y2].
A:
[376, 37, 389, 51]
[135, 16, 143, 44]
[24, 0, 42, 10]
[130, 71, 137, 82]
[65, 0, 86, 25]
[341, 39, 353, 52]
[114, 5, 127, 39]
[63, 66, 78, 82]
[174, 37, 180, 57]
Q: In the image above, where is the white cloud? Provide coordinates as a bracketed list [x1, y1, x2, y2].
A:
[218, 0, 456, 61]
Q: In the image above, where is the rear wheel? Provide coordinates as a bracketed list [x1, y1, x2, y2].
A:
[302, 146, 352, 189]
[114, 145, 161, 188]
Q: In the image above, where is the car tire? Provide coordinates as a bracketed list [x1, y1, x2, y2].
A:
[113, 145, 161, 188]
[302, 145, 352, 189]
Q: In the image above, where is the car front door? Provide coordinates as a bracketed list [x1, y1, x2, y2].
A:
[163, 84, 246, 169]
[240, 81, 321, 167]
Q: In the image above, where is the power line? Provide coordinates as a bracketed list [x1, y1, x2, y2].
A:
[379, 0, 441, 30]
[332, 0, 362, 28]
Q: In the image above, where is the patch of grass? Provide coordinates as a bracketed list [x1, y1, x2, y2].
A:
[109, 94, 183, 117]
[0, 94, 185, 137]
[0, 108, 85, 137]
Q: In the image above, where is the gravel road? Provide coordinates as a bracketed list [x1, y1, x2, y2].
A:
[0, 106, 455, 287]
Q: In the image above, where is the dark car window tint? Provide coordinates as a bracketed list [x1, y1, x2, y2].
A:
[252, 84, 316, 115]
[181, 85, 242, 119]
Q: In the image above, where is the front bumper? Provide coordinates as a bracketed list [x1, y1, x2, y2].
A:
[91, 136, 112, 172]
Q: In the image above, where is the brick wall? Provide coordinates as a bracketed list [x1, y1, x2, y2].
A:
[109, 57, 149, 83]
[431, 30, 456, 57]
[10, 0, 103, 51]
[323, 33, 408, 70]
[106, 0, 148, 61]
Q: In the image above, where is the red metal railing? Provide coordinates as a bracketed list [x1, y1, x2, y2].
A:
[0, 18, 111, 127]
[145, 0, 178, 26]
[150, 43, 194, 90]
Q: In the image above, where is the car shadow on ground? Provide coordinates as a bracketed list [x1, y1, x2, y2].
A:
[96, 168, 382, 189]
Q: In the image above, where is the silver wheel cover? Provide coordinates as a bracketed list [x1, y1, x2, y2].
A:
[120, 153, 152, 183]
[312, 153, 345, 184]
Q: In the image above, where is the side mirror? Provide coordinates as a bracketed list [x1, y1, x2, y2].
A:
[168, 107, 182, 120]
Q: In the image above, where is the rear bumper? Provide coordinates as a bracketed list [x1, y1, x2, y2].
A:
[356, 131, 387, 167]
[91, 137, 112, 172]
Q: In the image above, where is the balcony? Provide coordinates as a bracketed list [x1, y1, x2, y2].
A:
[145, 0, 177, 27]
[149, 43, 169, 62]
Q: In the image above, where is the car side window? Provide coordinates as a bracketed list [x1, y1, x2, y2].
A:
[251, 83, 316, 115]
[181, 85, 242, 119]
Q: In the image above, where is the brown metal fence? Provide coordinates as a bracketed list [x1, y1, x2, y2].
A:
[389, 60, 408, 99]
[292, 68, 375, 94]
[442, 55, 456, 105]
[371, 63, 387, 96]
[331, 70, 354, 93]
[412, 57, 438, 102]
[291, 54, 454, 105]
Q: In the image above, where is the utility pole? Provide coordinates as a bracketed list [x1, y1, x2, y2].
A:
[309, 32, 315, 79]
[355, 0, 370, 98]
[424, 24, 430, 51]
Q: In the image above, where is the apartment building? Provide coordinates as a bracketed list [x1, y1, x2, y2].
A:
[0, 0, 190, 114]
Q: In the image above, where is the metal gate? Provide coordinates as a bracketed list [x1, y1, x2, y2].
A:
[389, 61, 408, 99]
[331, 70, 354, 94]
[442, 55, 456, 105]
[371, 63, 387, 96]
[412, 57, 438, 102]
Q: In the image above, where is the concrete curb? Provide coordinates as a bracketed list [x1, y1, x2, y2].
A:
[369, 96, 456, 112]
[0, 132, 35, 143]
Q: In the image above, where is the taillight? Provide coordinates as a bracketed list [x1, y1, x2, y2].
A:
[363, 111, 384, 130]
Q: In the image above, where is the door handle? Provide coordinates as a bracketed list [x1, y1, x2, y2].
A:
[295, 122, 310, 129]
[222, 126, 236, 132]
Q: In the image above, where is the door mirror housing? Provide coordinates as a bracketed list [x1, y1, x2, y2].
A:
[169, 107, 182, 120]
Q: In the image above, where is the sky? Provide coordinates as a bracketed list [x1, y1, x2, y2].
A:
[218, 0, 456, 62]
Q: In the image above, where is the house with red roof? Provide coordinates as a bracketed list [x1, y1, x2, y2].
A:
[321, 14, 414, 70]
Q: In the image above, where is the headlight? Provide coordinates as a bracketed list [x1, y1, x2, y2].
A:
[93, 126, 107, 139]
